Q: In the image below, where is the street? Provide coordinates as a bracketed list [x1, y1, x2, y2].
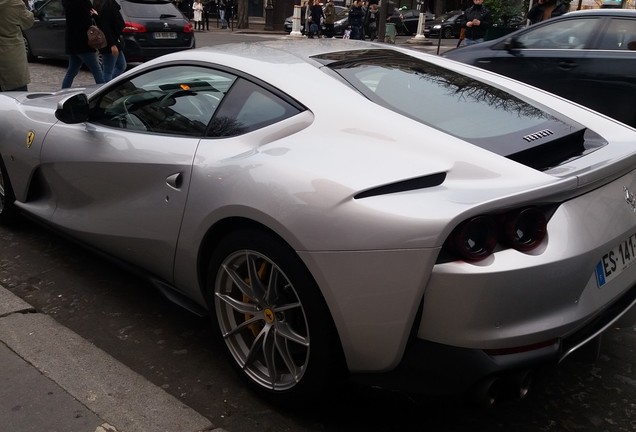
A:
[6, 30, 636, 432]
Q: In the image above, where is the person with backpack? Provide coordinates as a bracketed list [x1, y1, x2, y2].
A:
[94, 0, 126, 81]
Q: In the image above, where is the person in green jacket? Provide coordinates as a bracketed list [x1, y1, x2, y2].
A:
[0, 0, 34, 91]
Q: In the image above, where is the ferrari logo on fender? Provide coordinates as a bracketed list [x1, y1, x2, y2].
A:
[26, 130, 35, 148]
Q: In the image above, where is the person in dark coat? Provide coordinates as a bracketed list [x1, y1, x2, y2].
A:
[527, 0, 568, 25]
[460, 0, 492, 46]
[348, 0, 364, 40]
[224, 0, 234, 28]
[307, 0, 324, 38]
[94, 0, 126, 81]
[61, 0, 104, 88]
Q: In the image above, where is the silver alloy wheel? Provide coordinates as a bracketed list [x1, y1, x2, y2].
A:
[214, 249, 310, 391]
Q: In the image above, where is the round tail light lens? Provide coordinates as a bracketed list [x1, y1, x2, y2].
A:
[504, 207, 547, 252]
[450, 216, 498, 262]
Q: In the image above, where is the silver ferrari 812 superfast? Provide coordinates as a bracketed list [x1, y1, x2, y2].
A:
[1, 40, 635, 406]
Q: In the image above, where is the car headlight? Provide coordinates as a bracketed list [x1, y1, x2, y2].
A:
[433, 24, 441, 29]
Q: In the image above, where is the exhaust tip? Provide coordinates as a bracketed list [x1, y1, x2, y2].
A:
[469, 370, 533, 407]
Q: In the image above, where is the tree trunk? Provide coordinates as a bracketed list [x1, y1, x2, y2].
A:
[237, 0, 249, 28]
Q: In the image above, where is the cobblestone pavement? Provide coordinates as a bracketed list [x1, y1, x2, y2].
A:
[28, 59, 105, 93]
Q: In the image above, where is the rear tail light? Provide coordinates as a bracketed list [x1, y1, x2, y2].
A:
[123, 21, 147, 33]
[444, 206, 549, 263]
[503, 207, 547, 252]
[449, 216, 498, 262]
[184, 22, 194, 33]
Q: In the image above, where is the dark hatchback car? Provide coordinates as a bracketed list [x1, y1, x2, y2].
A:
[23, 0, 195, 63]
[387, 8, 434, 36]
[443, 9, 636, 128]
[425, 10, 463, 39]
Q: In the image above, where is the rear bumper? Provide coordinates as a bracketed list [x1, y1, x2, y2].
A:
[122, 37, 195, 63]
[352, 283, 636, 396]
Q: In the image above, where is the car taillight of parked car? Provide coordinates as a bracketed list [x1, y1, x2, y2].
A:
[123, 21, 147, 33]
[444, 206, 548, 262]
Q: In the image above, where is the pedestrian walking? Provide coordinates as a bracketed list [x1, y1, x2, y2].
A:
[323, 0, 335, 38]
[363, 2, 378, 41]
[61, 0, 104, 89]
[217, 0, 227, 28]
[192, 0, 203, 30]
[94, 0, 126, 82]
[348, 0, 364, 40]
[307, 0, 324, 38]
[460, 0, 492, 46]
[0, 0, 34, 91]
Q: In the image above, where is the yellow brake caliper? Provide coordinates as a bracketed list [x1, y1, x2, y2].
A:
[244, 260, 269, 337]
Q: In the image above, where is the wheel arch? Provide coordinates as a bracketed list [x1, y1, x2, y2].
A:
[196, 217, 344, 357]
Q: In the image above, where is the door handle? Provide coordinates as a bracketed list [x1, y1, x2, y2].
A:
[166, 173, 183, 190]
[558, 61, 577, 71]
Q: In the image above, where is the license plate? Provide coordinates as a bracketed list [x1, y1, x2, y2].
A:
[595, 233, 636, 287]
[154, 32, 177, 39]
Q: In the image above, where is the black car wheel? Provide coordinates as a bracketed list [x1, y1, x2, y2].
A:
[23, 36, 37, 63]
[443, 26, 454, 38]
[0, 156, 19, 224]
[206, 228, 346, 405]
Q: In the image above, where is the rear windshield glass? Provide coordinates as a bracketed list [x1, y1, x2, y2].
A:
[121, 0, 182, 18]
[318, 49, 563, 142]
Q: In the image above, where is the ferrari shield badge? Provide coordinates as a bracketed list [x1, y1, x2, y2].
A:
[26, 130, 35, 148]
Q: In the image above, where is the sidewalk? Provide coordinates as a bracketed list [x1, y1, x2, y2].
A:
[0, 285, 223, 432]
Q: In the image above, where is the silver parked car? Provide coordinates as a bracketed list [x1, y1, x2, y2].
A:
[1, 40, 636, 406]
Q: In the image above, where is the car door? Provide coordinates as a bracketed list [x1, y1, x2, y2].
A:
[472, 16, 601, 105]
[38, 65, 233, 282]
[25, 0, 67, 59]
[571, 16, 636, 127]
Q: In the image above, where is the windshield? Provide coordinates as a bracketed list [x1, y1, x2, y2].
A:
[315, 49, 591, 161]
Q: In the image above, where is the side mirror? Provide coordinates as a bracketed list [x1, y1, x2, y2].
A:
[504, 36, 523, 53]
[55, 93, 89, 124]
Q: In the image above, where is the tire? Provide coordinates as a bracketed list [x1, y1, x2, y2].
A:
[443, 26, 454, 39]
[0, 156, 19, 224]
[23, 36, 37, 63]
[206, 229, 346, 406]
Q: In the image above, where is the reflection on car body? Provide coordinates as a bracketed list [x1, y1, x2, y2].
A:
[1, 40, 636, 408]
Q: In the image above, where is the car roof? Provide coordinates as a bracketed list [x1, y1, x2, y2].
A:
[562, 8, 636, 17]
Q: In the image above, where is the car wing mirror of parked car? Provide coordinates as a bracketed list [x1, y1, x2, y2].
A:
[55, 93, 90, 124]
[504, 36, 525, 54]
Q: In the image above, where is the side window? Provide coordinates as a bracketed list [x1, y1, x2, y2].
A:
[207, 78, 301, 137]
[597, 18, 636, 50]
[39, 0, 64, 18]
[91, 65, 235, 136]
[517, 18, 598, 49]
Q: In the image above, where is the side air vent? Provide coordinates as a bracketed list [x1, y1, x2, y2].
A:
[354, 172, 446, 199]
[523, 129, 554, 142]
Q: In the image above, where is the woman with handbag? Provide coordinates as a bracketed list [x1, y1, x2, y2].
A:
[61, 0, 104, 88]
[94, 0, 126, 81]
